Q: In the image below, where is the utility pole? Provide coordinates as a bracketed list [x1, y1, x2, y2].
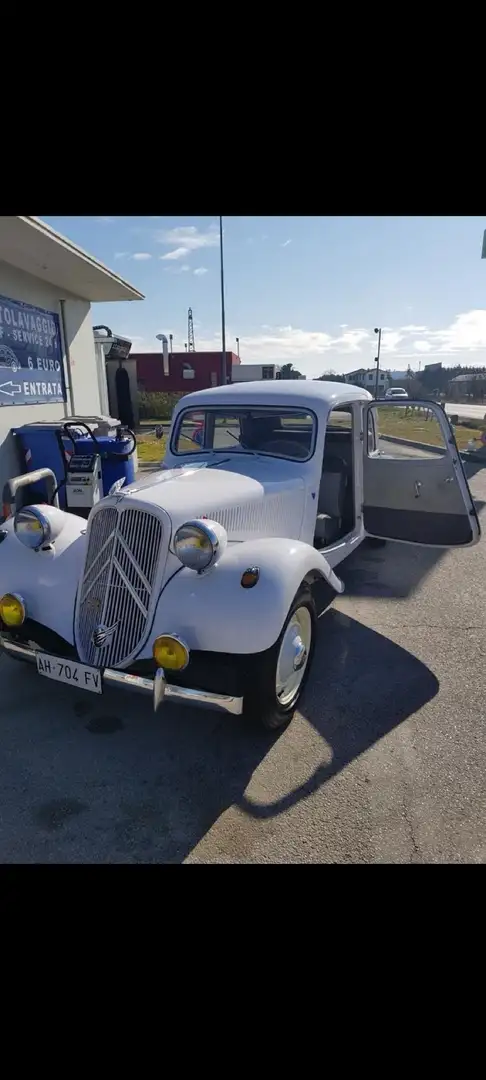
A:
[374, 327, 382, 399]
[220, 215, 227, 384]
[236, 336, 240, 359]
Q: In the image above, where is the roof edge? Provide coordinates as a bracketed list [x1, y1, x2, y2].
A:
[24, 217, 145, 300]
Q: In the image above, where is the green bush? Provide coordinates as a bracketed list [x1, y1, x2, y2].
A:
[138, 391, 184, 420]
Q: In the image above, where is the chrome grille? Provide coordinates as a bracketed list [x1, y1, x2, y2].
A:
[76, 505, 164, 668]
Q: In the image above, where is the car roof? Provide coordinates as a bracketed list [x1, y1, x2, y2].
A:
[175, 379, 372, 414]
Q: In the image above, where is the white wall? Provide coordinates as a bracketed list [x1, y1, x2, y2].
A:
[232, 364, 280, 382]
[0, 260, 104, 495]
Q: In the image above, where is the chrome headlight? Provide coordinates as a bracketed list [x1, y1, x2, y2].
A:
[14, 505, 66, 551]
[173, 519, 227, 572]
[14, 507, 51, 550]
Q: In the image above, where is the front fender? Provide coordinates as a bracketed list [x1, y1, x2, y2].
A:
[0, 514, 87, 644]
[141, 538, 344, 657]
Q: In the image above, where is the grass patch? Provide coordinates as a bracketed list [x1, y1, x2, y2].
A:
[375, 406, 483, 451]
[137, 433, 166, 463]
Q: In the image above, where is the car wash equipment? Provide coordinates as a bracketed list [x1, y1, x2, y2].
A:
[64, 452, 103, 512]
[55, 421, 137, 513]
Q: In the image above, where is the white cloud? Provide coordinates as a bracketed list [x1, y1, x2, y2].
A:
[432, 309, 486, 351]
[114, 252, 129, 259]
[332, 329, 370, 352]
[131, 252, 152, 260]
[156, 223, 219, 252]
[127, 309, 486, 378]
[381, 331, 403, 353]
[160, 247, 190, 261]
[95, 216, 116, 224]
[194, 267, 208, 276]
[281, 239, 292, 248]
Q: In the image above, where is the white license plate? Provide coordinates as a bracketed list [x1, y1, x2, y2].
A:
[36, 652, 102, 694]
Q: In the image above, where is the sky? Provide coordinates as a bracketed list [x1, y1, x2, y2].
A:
[42, 216, 486, 379]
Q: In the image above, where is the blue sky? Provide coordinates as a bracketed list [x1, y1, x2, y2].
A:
[42, 216, 486, 378]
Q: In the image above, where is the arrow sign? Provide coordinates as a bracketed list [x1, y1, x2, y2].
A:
[0, 381, 21, 396]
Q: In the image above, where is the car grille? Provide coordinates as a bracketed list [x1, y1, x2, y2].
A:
[76, 505, 165, 668]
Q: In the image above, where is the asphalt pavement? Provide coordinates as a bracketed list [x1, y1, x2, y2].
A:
[1, 462, 485, 863]
[445, 402, 486, 421]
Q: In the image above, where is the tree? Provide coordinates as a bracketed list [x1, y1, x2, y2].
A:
[316, 371, 347, 383]
[279, 362, 304, 379]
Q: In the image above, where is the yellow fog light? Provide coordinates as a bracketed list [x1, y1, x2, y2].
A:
[153, 634, 189, 671]
[0, 593, 26, 627]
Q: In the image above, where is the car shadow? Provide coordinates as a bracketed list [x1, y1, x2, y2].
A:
[3, 613, 439, 865]
[94, 610, 438, 862]
[238, 608, 439, 822]
[340, 494, 486, 600]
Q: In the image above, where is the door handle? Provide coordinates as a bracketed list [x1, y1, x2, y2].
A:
[414, 481, 422, 498]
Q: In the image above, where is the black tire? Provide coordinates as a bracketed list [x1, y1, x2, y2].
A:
[365, 536, 387, 548]
[243, 585, 317, 731]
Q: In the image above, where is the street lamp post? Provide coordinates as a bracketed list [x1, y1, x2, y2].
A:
[374, 327, 382, 399]
[236, 336, 240, 359]
[220, 215, 227, 384]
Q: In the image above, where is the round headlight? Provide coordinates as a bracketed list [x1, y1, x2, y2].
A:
[153, 634, 189, 671]
[173, 519, 227, 572]
[0, 593, 26, 627]
[14, 507, 51, 550]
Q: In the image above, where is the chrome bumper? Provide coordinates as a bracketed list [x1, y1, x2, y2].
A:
[0, 637, 243, 717]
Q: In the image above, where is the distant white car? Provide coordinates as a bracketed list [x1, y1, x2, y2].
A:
[0, 380, 480, 732]
[385, 387, 408, 400]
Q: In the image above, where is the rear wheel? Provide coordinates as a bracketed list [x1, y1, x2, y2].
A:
[243, 586, 316, 730]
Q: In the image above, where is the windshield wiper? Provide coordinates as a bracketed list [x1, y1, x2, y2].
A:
[207, 457, 231, 469]
[225, 430, 258, 456]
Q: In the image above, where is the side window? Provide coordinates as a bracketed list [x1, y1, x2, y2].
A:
[327, 407, 352, 431]
[367, 403, 448, 459]
[323, 406, 353, 468]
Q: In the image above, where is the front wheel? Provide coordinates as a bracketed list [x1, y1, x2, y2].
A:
[243, 586, 316, 731]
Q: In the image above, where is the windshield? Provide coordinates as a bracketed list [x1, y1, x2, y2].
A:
[172, 406, 316, 461]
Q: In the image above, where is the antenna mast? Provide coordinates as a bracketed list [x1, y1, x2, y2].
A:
[187, 308, 196, 352]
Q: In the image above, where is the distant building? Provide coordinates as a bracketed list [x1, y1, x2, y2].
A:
[232, 363, 281, 382]
[134, 351, 240, 394]
[343, 368, 389, 392]
[448, 372, 486, 401]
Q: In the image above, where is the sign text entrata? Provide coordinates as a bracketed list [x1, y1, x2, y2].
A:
[0, 294, 66, 406]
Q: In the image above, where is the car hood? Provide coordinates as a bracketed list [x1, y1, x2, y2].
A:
[102, 464, 306, 542]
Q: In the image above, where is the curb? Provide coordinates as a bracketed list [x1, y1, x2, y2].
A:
[380, 434, 445, 455]
[380, 433, 486, 468]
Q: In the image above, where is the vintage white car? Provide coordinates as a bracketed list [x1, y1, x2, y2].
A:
[0, 381, 480, 730]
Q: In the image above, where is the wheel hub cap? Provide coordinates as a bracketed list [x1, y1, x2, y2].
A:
[276, 606, 312, 708]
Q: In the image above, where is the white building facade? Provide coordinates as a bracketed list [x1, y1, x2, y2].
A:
[0, 217, 143, 491]
[343, 368, 389, 392]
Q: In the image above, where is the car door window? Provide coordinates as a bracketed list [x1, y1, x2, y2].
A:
[363, 401, 480, 547]
[371, 402, 448, 458]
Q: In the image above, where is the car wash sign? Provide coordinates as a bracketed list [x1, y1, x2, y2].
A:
[0, 294, 66, 406]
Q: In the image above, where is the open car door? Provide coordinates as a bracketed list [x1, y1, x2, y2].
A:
[363, 401, 480, 547]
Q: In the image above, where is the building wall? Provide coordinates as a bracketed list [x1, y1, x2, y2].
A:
[135, 351, 238, 393]
[232, 364, 280, 381]
[0, 260, 104, 493]
[344, 369, 388, 389]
